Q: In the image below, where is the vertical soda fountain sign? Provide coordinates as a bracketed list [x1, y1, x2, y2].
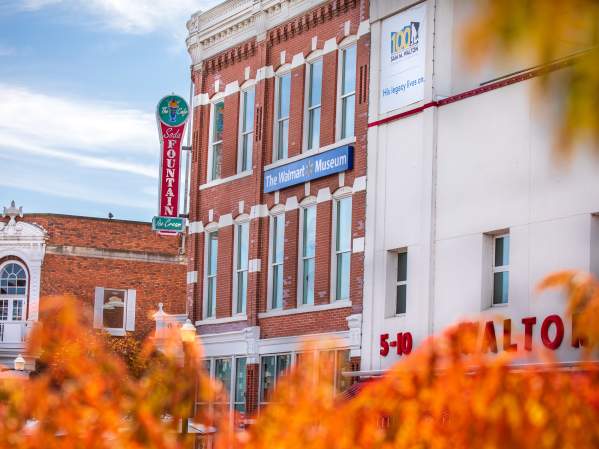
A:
[154, 95, 189, 233]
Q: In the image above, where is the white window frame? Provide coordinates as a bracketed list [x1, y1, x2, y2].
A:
[395, 249, 407, 315]
[199, 356, 247, 418]
[492, 233, 510, 306]
[267, 205, 285, 310]
[203, 224, 219, 319]
[273, 66, 292, 162]
[93, 287, 136, 336]
[237, 83, 255, 173]
[0, 261, 28, 322]
[207, 95, 225, 182]
[303, 53, 324, 152]
[297, 197, 317, 306]
[336, 38, 358, 141]
[258, 349, 350, 408]
[232, 215, 250, 316]
[331, 188, 353, 302]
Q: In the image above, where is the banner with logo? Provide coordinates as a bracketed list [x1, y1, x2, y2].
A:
[155, 95, 189, 223]
[379, 3, 427, 114]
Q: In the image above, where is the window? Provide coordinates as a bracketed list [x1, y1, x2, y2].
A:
[339, 45, 356, 139]
[300, 205, 316, 305]
[0, 263, 27, 296]
[334, 196, 352, 301]
[234, 222, 249, 315]
[493, 235, 510, 305]
[199, 356, 247, 419]
[274, 73, 291, 160]
[270, 213, 285, 309]
[93, 287, 136, 335]
[238, 89, 254, 172]
[319, 349, 351, 393]
[209, 100, 224, 181]
[102, 289, 126, 329]
[234, 357, 247, 413]
[260, 353, 292, 404]
[396, 251, 407, 314]
[0, 262, 27, 323]
[259, 349, 350, 407]
[305, 60, 323, 151]
[205, 231, 218, 318]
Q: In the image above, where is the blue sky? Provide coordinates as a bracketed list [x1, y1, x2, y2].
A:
[0, 0, 221, 221]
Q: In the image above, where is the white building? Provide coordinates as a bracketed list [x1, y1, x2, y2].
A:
[361, 0, 599, 372]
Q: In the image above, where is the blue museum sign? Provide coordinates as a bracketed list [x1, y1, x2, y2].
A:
[264, 145, 353, 193]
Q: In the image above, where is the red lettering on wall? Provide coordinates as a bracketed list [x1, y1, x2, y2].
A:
[502, 319, 518, 352]
[541, 314, 564, 350]
[521, 317, 537, 351]
[481, 321, 498, 353]
[571, 313, 587, 348]
[380, 333, 390, 356]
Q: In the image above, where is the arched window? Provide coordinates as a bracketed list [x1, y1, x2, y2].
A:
[0, 263, 27, 296]
[0, 262, 28, 321]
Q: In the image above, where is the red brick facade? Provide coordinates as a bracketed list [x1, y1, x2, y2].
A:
[187, 0, 369, 415]
[27, 214, 186, 339]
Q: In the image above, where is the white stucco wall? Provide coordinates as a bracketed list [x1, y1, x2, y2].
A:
[362, 0, 599, 371]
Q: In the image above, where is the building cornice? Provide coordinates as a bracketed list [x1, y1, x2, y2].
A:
[186, 0, 359, 68]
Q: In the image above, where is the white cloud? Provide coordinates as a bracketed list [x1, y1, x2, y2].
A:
[19, 0, 223, 34]
[0, 83, 159, 178]
[0, 83, 156, 156]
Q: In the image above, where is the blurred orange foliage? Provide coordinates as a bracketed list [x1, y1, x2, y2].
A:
[0, 271, 598, 449]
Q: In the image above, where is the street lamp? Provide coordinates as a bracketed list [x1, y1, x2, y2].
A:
[14, 354, 25, 371]
[180, 319, 197, 437]
[180, 319, 196, 343]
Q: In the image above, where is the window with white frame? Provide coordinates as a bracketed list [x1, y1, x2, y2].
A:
[238, 89, 255, 172]
[259, 349, 350, 407]
[334, 196, 352, 301]
[493, 234, 510, 305]
[234, 221, 249, 315]
[305, 59, 323, 151]
[269, 213, 285, 309]
[209, 100, 224, 181]
[205, 231, 219, 318]
[199, 356, 247, 418]
[260, 353, 292, 404]
[93, 287, 136, 335]
[339, 44, 357, 139]
[0, 262, 27, 322]
[299, 204, 316, 305]
[395, 251, 407, 314]
[274, 72, 291, 161]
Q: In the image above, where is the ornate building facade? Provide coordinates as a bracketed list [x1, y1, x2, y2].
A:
[184, 0, 369, 418]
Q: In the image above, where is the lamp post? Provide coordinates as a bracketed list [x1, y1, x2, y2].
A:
[180, 319, 197, 436]
[14, 354, 25, 371]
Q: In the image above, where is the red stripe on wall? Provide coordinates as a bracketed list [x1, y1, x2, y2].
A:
[368, 57, 576, 128]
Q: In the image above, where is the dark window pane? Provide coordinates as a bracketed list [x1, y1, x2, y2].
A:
[493, 271, 509, 304]
[260, 356, 276, 402]
[213, 101, 224, 141]
[396, 284, 406, 314]
[494, 236, 509, 267]
[215, 358, 232, 396]
[235, 357, 247, 403]
[397, 252, 407, 282]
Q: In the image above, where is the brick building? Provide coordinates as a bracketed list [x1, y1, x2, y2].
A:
[183, 0, 369, 418]
[0, 203, 186, 369]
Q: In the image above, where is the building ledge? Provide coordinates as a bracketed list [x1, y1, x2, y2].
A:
[199, 170, 253, 190]
[196, 314, 248, 326]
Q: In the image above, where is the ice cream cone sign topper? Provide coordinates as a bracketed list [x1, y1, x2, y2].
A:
[155, 95, 189, 228]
